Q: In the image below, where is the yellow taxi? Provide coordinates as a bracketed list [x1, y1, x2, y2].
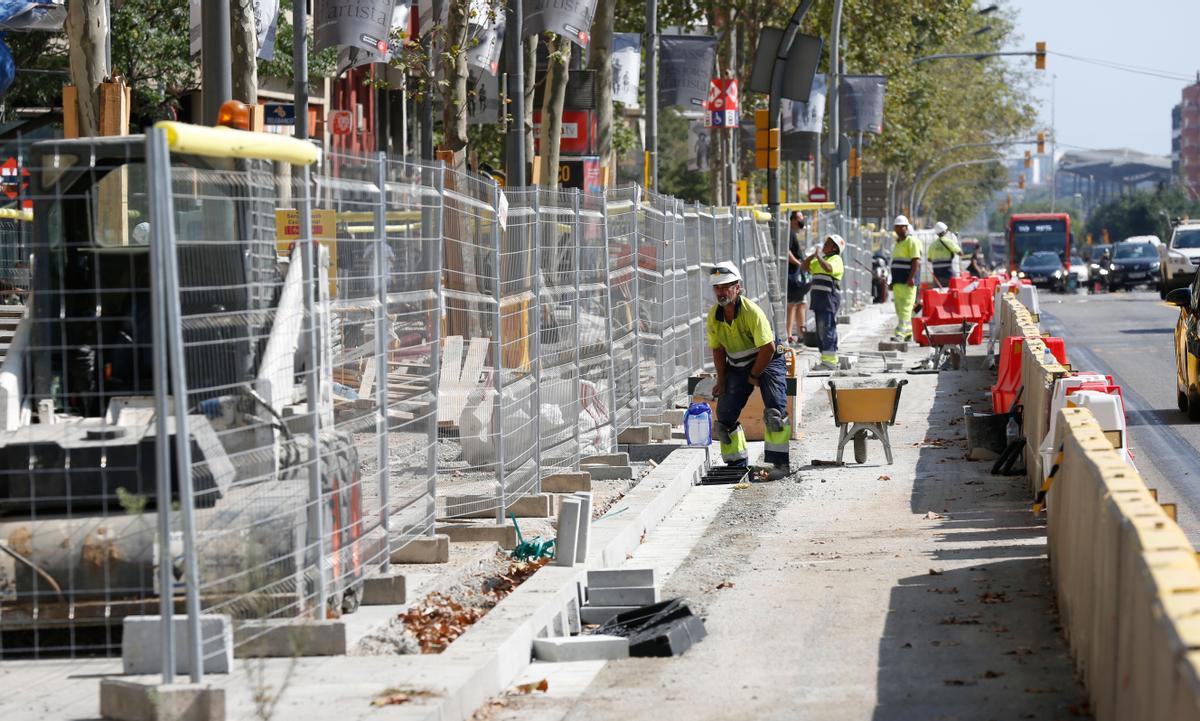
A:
[1168, 280, 1200, 419]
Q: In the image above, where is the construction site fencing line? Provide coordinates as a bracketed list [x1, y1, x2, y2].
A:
[0, 128, 797, 682]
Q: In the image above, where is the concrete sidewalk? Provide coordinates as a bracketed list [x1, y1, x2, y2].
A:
[490, 317, 1091, 720]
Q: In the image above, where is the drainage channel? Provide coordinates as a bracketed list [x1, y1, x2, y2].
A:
[699, 466, 749, 485]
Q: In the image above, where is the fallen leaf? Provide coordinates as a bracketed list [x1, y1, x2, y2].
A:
[927, 586, 959, 595]
[1005, 647, 1035, 656]
[924, 511, 947, 520]
[372, 693, 411, 707]
[930, 640, 961, 647]
[901, 642, 912, 648]
[982, 670, 1005, 679]
[940, 615, 982, 625]
[877, 474, 892, 481]
[943, 678, 976, 686]
[514, 679, 549, 695]
[928, 568, 944, 576]
[732, 482, 751, 490]
[716, 581, 735, 590]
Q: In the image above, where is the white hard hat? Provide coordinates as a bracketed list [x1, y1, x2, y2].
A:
[934, 221, 948, 234]
[826, 234, 846, 253]
[893, 214, 910, 227]
[132, 221, 151, 244]
[709, 261, 742, 286]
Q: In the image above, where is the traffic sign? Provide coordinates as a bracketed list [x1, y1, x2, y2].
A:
[705, 79, 739, 129]
[264, 103, 296, 126]
[808, 186, 828, 202]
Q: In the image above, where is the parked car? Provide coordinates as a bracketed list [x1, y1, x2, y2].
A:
[1018, 251, 1066, 292]
[1168, 278, 1200, 418]
[1108, 241, 1160, 291]
[1159, 221, 1200, 298]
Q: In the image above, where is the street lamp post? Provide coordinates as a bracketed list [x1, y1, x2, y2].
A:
[908, 138, 1041, 214]
[767, 0, 818, 213]
[644, 0, 658, 189]
[913, 157, 1012, 217]
[504, 0, 526, 186]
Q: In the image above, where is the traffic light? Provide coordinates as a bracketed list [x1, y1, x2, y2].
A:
[1018, 174, 1025, 189]
[754, 108, 780, 170]
[1024, 150, 1032, 169]
[1037, 132, 1046, 154]
[1035, 41, 1046, 70]
[736, 179, 748, 206]
[848, 147, 861, 178]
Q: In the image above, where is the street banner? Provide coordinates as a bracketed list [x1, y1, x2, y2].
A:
[687, 121, 711, 172]
[838, 74, 887, 134]
[781, 74, 825, 133]
[611, 33, 641, 107]
[337, 1, 411, 73]
[417, 0, 446, 37]
[190, 0, 279, 61]
[467, 68, 501, 125]
[0, 0, 64, 31]
[659, 35, 716, 110]
[466, 0, 505, 75]
[315, 0, 397, 56]
[523, 0, 597, 48]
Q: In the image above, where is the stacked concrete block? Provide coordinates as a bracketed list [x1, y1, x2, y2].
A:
[581, 463, 634, 481]
[122, 615, 233, 675]
[573, 492, 593, 564]
[533, 635, 630, 662]
[580, 568, 658, 625]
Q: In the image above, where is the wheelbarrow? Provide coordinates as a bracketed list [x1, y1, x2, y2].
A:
[919, 321, 978, 371]
[827, 379, 908, 464]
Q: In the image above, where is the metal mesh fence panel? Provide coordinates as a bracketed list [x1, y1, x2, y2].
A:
[668, 198, 692, 396]
[636, 190, 675, 416]
[605, 187, 640, 436]
[684, 204, 706, 374]
[438, 168, 498, 519]
[494, 187, 540, 509]
[579, 190, 616, 455]
[536, 188, 582, 474]
[0, 139, 158, 659]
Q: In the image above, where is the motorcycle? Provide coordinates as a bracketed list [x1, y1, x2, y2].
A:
[1089, 264, 1111, 294]
[871, 253, 890, 303]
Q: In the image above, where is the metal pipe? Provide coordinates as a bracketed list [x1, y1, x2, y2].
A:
[201, 0, 232, 125]
[644, 0, 658, 189]
[602, 194, 620, 447]
[425, 163, 445, 533]
[492, 180, 507, 524]
[374, 153, 391, 572]
[828, 0, 844, 209]
[153, 126, 206, 683]
[146, 127, 176, 685]
[292, 0, 308, 141]
[571, 188, 582, 465]
[421, 0, 438, 160]
[914, 157, 1009, 217]
[298, 162, 328, 614]
[531, 189, 543, 489]
[504, 0, 525, 186]
[630, 187, 644, 423]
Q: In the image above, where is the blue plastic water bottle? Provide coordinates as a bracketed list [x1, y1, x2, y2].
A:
[685, 403, 713, 446]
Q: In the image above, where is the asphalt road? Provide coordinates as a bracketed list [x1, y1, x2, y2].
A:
[1038, 288, 1200, 541]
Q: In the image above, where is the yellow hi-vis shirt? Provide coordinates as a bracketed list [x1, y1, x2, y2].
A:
[891, 236, 921, 285]
[706, 295, 775, 368]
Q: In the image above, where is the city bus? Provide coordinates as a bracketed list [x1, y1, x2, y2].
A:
[1007, 213, 1072, 272]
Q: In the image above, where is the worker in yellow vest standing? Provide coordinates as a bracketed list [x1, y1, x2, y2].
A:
[802, 234, 846, 370]
[927, 221, 962, 288]
[890, 215, 921, 341]
[706, 262, 791, 475]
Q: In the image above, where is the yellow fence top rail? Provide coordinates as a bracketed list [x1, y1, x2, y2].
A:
[0, 208, 32, 221]
[749, 202, 837, 212]
[155, 121, 320, 166]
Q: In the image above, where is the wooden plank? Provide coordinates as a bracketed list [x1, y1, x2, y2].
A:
[436, 336, 464, 423]
[450, 337, 489, 424]
[358, 357, 377, 398]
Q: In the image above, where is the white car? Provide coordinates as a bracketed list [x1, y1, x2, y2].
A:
[1068, 255, 1088, 287]
[1159, 223, 1200, 298]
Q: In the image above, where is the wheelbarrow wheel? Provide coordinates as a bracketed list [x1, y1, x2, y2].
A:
[853, 430, 869, 464]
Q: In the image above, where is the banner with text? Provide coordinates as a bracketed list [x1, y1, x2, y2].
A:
[523, 0, 596, 48]
[659, 35, 716, 110]
[611, 33, 641, 107]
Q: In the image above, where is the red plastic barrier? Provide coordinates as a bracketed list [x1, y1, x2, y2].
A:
[991, 337, 1025, 413]
[912, 285, 993, 346]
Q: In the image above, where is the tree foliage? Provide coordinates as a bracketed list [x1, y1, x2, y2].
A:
[1084, 186, 1200, 243]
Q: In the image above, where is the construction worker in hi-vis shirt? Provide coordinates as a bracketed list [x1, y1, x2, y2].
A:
[705, 261, 791, 476]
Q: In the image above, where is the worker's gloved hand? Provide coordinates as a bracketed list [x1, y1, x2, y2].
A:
[714, 422, 734, 445]
[764, 408, 786, 434]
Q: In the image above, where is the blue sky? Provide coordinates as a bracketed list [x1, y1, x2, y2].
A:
[1005, 0, 1200, 157]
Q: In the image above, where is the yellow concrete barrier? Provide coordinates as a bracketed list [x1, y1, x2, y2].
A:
[1020, 334, 1066, 492]
[1048, 407, 1200, 721]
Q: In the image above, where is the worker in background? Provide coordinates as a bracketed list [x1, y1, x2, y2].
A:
[802, 234, 845, 370]
[890, 215, 921, 341]
[786, 211, 811, 345]
[927, 221, 962, 288]
[967, 248, 988, 277]
[706, 261, 791, 475]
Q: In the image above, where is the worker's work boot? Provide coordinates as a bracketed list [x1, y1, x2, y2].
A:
[767, 463, 792, 481]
